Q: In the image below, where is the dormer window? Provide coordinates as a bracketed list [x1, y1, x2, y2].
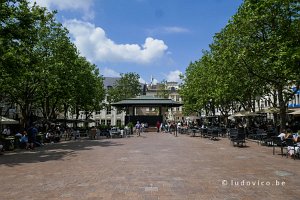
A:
[107, 85, 112, 90]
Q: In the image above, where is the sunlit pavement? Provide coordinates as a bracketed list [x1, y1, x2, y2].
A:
[0, 132, 299, 200]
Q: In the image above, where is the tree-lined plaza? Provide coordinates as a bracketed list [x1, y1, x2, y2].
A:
[1, 0, 300, 132]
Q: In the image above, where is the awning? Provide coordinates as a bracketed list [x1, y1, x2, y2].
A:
[289, 109, 300, 115]
[1, 117, 19, 125]
[230, 111, 260, 118]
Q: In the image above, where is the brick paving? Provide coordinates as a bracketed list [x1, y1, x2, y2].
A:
[0, 132, 300, 200]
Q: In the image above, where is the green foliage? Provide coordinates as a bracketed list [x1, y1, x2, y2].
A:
[108, 72, 142, 102]
[98, 124, 109, 130]
[127, 122, 134, 128]
[0, 0, 105, 128]
[156, 80, 170, 99]
[181, 0, 300, 129]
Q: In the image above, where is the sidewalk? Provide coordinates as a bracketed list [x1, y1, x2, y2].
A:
[0, 132, 299, 200]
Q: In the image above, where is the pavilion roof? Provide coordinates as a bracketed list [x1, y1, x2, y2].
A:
[111, 95, 183, 107]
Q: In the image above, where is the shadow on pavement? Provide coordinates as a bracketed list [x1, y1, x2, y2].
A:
[0, 139, 124, 167]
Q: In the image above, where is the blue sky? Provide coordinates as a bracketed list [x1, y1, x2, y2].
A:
[30, 0, 243, 84]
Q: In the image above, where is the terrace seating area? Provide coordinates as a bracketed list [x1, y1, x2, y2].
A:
[178, 123, 300, 160]
[0, 125, 136, 152]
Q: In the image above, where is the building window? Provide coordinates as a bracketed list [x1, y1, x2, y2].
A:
[95, 119, 100, 126]
[116, 120, 121, 127]
[170, 87, 176, 93]
[101, 119, 105, 125]
[117, 108, 122, 114]
[106, 105, 111, 115]
[107, 119, 111, 126]
[107, 86, 112, 90]
[96, 110, 101, 115]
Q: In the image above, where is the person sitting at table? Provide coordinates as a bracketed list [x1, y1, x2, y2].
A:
[287, 134, 300, 157]
[15, 132, 22, 137]
[45, 132, 54, 143]
[291, 133, 300, 143]
[19, 131, 28, 149]
[278, 129, 293, 140]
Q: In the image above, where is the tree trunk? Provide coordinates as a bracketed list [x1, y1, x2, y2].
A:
[277, 87, 287, 131]
[63, 103, 69, 128]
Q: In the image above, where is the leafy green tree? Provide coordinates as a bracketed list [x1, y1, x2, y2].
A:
[0, 0, 57, 128]
[108, 72, 142, 103]
[0, 0, 105, 129]
[181, 0, 299, 129]
[71, 57, 105, 126]
[33, 14, 79, 121]
[229, 0, 300, 128]
[156, 80, 170, 99]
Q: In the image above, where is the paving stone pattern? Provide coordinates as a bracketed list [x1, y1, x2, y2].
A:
[0, 132, 300, 200]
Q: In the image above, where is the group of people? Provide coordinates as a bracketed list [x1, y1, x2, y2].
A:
[12, 125, 40, 150]
[135, 121, 146, 136]
[278, 129, 300, 157]
[134, 120, 185, 135]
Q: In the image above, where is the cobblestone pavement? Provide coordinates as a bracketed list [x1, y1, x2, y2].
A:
[0, 132, 300, 200]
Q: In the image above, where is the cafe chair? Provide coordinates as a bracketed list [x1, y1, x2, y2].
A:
[271, 136, 284, 156]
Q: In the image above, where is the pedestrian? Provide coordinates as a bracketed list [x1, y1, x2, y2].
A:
[156, 121, 160, 133]
[96, 127, 101, 139]
[26, 125, 38, 150]
[135, 121, 141, 136]
[141, 122, 145, 133]
[90, 126, 97, 139]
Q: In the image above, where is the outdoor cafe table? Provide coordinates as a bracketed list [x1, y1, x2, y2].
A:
[36, 133, 44, 143]
[256, 132, 268, 145]
[190, 128, 198, 137]
[2, 136, 15, 150]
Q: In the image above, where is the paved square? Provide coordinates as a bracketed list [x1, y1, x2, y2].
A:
[0, 132, 299, 199]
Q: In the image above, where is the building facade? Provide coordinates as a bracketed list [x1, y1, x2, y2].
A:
[72, 79, 184, 127]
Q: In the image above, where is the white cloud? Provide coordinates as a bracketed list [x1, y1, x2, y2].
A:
[139, 77, 147, 84]
[152, 78, 158, 85]
[101, 67, 120, 77]
[64, 19, 168, 64]
[29, 0, 95, 20]
[165, 70, 183, 83]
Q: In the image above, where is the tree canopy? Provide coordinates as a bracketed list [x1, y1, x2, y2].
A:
[180, 0, 300, 129]
[0, 0, 105, 128]
[108, 72, 142, 103]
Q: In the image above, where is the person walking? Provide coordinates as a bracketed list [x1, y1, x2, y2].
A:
[135, 121, 141, 136]
[156, 121, 161, 133]
[26, 125, 38, 150]
[90, 126, 97, 140]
